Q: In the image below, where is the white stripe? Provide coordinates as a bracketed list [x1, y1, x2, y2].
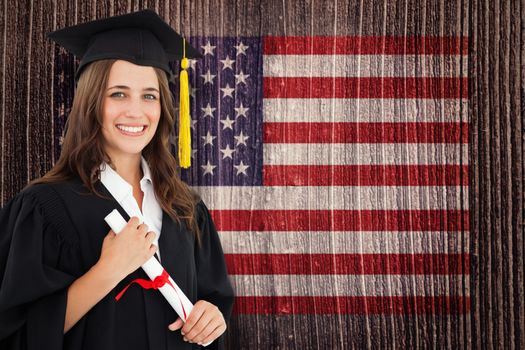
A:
[218, 231, 469, 254]
[264, 55, 468, 77]
[263, 98, 468, 123]
[193, 186, 468, 210]
[263, 143, 469, 165]
[230, 275, 469, 297]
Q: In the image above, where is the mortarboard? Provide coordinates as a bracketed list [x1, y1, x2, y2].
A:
[48, 9, 200, 168]
[48, 9, 202, 80]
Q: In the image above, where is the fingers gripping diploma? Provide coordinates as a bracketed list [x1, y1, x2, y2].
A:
[100, 216, 158, 279]
[169, 300, 226, 346]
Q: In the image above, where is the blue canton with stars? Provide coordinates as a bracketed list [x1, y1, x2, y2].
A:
[177, 37, 264, 186]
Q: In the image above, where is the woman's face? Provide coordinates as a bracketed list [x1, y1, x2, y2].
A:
[101, 60, 161, 161]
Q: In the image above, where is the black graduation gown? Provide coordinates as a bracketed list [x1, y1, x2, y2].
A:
[0, 177, 234, 350]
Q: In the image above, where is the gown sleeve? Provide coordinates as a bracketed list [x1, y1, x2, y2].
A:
[194, 200, 235, 350]
[0, 190, 76, 350]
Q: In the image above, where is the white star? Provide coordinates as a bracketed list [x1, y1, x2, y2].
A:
[202, 131, 216, 146]
[187, 59, 197, 70]
[201, 161, 216, 175]
[234, 41, 249, 56]
[190, 87, 198, 98]
[234, 102, 249, 119]
[191, 149, 198, 159]
[201, 103, 216, 118]
[220, 55, 235, 70]
[202, 41, 216, 56]
[234, 160, 250, 176]
[220, 84, 235, 98]
[235, 70, 249, 85]
[190, 118, 198, 129]
[220, 115, 235, 130]
[201, 69, 216, 85]
[220, 144, 235, 159]
[234, 130, 249, 146]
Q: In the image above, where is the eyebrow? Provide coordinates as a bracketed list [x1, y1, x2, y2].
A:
[107, 85, 160, 93]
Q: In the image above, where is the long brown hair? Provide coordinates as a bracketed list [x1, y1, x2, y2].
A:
[28, 59, 201, 242]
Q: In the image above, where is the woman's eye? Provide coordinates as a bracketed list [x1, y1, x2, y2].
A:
[110, 92, 125, 98]
[144, 94, 158, 101]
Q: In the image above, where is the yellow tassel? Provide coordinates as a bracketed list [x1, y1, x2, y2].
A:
[178, 41, 191, 168]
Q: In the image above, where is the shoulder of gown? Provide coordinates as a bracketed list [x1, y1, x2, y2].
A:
[0, 182, 78, 349]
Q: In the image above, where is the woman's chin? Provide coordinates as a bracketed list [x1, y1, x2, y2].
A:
[106, 145, 147, 159]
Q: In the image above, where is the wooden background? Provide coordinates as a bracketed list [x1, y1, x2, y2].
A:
[0, 0, 523, 349]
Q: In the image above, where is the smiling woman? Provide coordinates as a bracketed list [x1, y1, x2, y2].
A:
[0, 9, 234, 350]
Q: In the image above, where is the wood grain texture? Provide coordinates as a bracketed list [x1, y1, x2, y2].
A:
[0, 0, 523, 349]
[469, 0, 524, 349]
[226, 315, 470, 349]
[2, 0, 30, 202]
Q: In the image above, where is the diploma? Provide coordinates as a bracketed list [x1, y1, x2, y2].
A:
[105, 209, 212, 346]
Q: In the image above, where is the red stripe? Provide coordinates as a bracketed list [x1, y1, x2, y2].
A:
[263, 165, 469, 186]
[233, 296, 470, 315]
[264, 36, 469, 55]
[263, 122, 469, 143]
[225, 253, 469, 275]
[264, 77, 468, 99]
[211, 210, 469, 231]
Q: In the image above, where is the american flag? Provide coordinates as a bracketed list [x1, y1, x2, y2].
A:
[180, 36, 469, 316]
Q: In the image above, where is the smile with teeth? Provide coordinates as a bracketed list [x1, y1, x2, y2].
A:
[116, 124, 147, 134]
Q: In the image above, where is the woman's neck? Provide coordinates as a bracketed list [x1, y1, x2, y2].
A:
[108, 153, 143, 186]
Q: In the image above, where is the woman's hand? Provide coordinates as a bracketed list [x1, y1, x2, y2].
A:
[97, 216, 157, 282]
[168, 300, 226, 345]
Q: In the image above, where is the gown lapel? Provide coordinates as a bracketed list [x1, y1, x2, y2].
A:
[94, 180, 131, 222]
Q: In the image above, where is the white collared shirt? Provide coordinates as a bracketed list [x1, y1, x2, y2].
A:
[99, 156, 163, 260]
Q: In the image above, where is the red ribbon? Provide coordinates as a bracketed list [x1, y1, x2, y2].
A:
[115, 269, 187, 319]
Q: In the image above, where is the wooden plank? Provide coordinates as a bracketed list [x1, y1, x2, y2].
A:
[225, 315, 469, 349]
[0, 0, 6, 203]
[469, 0, 525, 348]
[26, 0, 55, 181]
[2, 1, 30, 201]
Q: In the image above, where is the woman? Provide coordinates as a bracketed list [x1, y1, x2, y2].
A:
[0, 10, 234, 350]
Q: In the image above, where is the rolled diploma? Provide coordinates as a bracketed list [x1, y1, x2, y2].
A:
[105, 209, 208, 341]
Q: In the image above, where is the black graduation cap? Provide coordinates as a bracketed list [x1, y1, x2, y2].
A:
[48, 9, 202, 80]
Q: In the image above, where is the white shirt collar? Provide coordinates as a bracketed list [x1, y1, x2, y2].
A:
[140, 156, 153, 184]
[99, 156, 152, 203]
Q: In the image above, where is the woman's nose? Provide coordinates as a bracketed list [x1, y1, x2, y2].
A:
[124, 97, 145, 117]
